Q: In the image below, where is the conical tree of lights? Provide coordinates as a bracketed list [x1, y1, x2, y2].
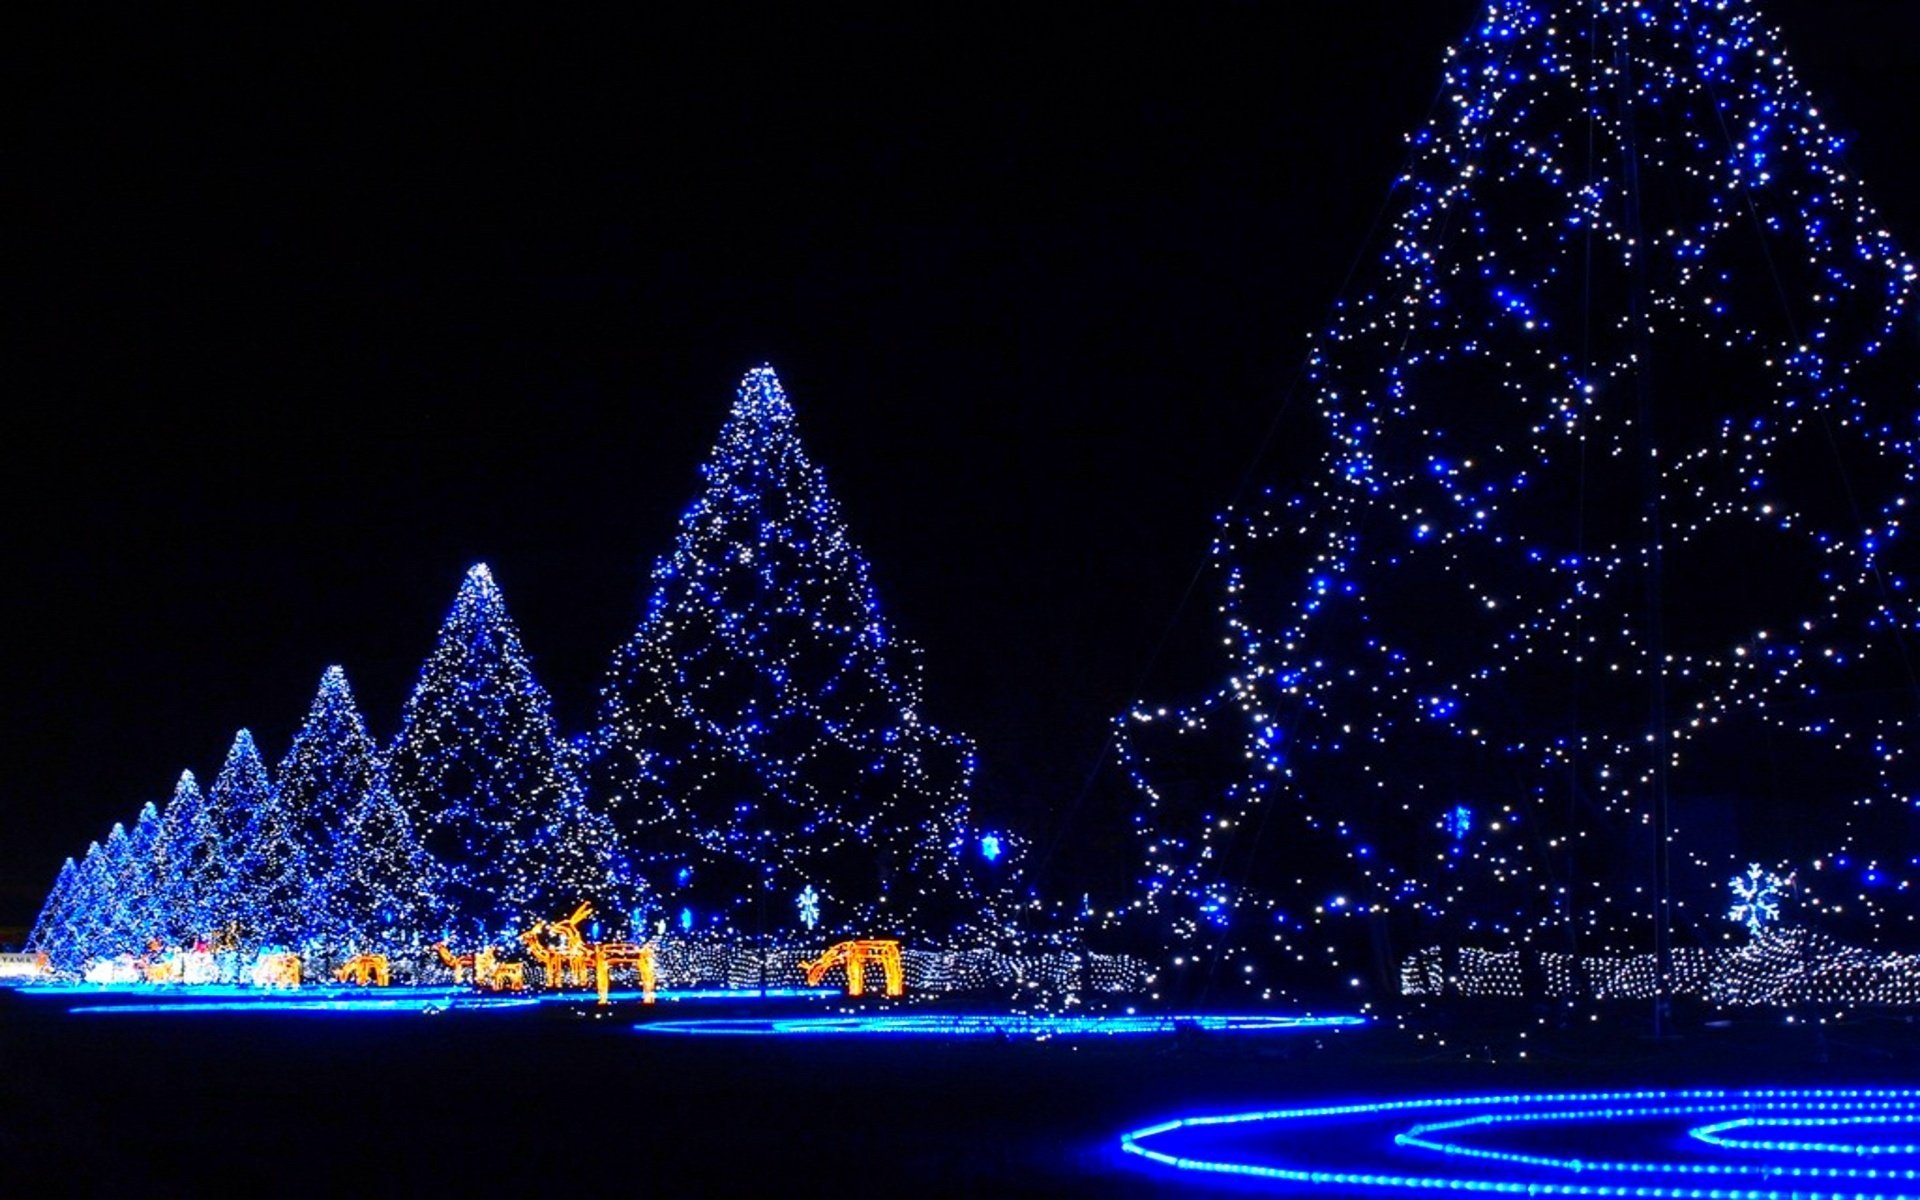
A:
[206, 728, 274, 943]
[278, 665, 440, 958]
[153, 770, 218, 944]
[228, 741, 313, 951]
[389, 563, 613, 937]
[593, 367, 1012, 946]
[123, 799, 166, 950]
[28, 856, 81, 972]
[1119, 0, 1920, 1003]
[67, 839, 110, 965]
[94, 820, 143, 957]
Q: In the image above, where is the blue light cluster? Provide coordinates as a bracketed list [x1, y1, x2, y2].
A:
[1121, 1088, 1920, 1196]
[636, 1012, 1364, 1039]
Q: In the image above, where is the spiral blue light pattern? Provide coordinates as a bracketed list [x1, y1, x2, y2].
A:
[1120, 1088, 1920, 1196]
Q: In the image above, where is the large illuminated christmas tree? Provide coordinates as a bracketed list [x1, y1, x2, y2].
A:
[215, 728, 298, 949]
[390, 563, 616, 938]
[276, 665, 441, 956]
[152, 770, 216, 943]
[1121, 0, 1920, 1001]
[92, 820, 142, 957]
[329, 763, 444, 955]
[593, 367, 1013, 945]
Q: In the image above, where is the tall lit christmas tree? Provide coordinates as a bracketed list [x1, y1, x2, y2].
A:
[1121, 0, 1920, 1001]
[66, 840, 109, 965]
[330, 772, 445, 956]
[217, 727, 306, 949]
[122, 800, 165, 949]
[593, 367, 1013, 945]
[93, 820, 142, 957]
[270, 664, 382, 956]
[153, 769, 222, 943]
[389, 563, 615, 937]
[28, 856, 81, 972]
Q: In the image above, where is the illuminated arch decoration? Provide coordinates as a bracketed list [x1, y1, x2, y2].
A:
[332, 953, 390, 987]
[637, 1013, 1365, 1039]
[801, 939, 904, 998]
[591, 942, 656, 1006]
[1120, 1087, 1920, 1196]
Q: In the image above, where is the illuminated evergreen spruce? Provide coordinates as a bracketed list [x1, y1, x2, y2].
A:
[592, 367, 1012, 946]
[1121, 0, 1920, 1002]
[27, 856, 81, 972]
[122, 800, 165, 949]
[389, 563, 618, 939]
[91, 820, 141, 958]
[217, 727, 304, 950]
[277, 665, 442, 960]
[70, 841, 112, 964]
[153, 769, 221, 944]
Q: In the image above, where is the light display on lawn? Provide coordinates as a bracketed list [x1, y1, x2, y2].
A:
[590, 366, 1022, 947]
[1119, 0, 1920, 1003]
[28, 372, 1054, 991]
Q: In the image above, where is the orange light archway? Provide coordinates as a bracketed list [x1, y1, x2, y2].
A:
[802, 940, 904, 997]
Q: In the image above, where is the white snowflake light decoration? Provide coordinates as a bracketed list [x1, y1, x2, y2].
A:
[796, 884, 820, 931]
[1728, 864, 1792, 937]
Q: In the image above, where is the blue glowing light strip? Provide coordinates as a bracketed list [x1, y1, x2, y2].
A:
[1119, 1088, 1920, 1198]
[20, 984, 471, 999]
[532, 986, 838, 1004]
[1691, 1114, 1920, 1156]
[1397, 1095, 1920, 1180]
[637, 1013, 1365, 1038]
[69, 996, 541, 1014]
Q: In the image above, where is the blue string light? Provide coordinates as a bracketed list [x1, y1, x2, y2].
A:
[1121, 1088, 1920, 1195]
[637, 1012, 1366, 1039]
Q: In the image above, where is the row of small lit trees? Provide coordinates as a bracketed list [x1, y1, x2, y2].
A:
[32, 368, 1025, 976]
[30, 680, 443, 974]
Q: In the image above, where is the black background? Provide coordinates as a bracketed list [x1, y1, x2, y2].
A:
[6, 2, 1917, 928]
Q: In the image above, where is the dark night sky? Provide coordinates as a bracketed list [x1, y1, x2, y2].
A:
[6, 3, 1918, 929]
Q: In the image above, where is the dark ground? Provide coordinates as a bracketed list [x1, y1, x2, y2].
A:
[6, 989, 1920, 1197]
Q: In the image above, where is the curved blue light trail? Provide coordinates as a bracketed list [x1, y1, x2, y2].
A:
[1120, 1088, 1920, 1196]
